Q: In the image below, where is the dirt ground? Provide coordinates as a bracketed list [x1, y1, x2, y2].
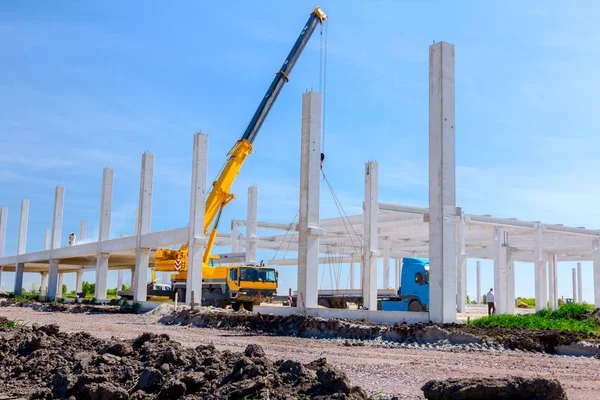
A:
[2, 308, 599, 399]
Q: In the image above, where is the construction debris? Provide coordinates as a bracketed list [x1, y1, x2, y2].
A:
[0, 323, 369, 399]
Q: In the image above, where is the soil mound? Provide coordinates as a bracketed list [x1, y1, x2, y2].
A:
[0, 323, 368, 399]
[421, 376, 567, 399]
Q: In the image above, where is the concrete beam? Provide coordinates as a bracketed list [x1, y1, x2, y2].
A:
[362, 161, 378, 310]
[186, 132, 208, 306]
[428, 41, 457, 323]
[95, 168, 113, 300]
[14, 200, 30, 296]
[245, 186, 258, 265]
[133, 153, 154, 302]
[297, 90, 322, 311]
[577, 262, 583, 305]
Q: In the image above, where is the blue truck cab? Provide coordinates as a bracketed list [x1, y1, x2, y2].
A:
[380, 257, 429, 312]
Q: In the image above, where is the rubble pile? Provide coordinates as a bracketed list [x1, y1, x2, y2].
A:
[0, 323, 369, 400]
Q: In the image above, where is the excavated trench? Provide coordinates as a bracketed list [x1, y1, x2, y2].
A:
[0, 323, 370, 400]
[159, 308, 600, 356]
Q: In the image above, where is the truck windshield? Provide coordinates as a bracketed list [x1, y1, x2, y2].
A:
[240, 268, 276, 282]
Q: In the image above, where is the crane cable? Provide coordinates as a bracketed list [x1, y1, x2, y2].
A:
[319, 19, 328, 160]
[271, 210, 299, 261]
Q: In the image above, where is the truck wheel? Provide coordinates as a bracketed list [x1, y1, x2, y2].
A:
[245, 302, 254, 312]
[232, 302, 241, 312]
[408, 300, 422, 312]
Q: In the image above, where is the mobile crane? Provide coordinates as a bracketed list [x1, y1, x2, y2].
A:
[120, 6, 328, 311]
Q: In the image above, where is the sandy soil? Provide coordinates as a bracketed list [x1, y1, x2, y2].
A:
[1, 307, 598, 399]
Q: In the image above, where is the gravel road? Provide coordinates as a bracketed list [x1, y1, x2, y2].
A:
[2, 307, 599, 399]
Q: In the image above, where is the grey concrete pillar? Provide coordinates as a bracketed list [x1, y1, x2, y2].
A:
[47, 186, 64, 301]
[593, 239, 600, 308]
[476, 260, 481, 304]
[95, 168, 114, 300]
[245, 187, 258, 265]
[186, 133, 208, 306]
[133, 153, 154, 302]
[428, 41, 457, 323]
[14, 200, 29, 296]
[297, 91, 323, 311]
[493, 227, 508, 314]
[362, 161, 378, 311]
[577, 262, 583, 304]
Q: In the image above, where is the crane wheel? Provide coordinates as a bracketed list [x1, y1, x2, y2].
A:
[232, 302, 241, 312]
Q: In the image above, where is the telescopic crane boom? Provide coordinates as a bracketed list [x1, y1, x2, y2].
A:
[201, 6, 328, 262]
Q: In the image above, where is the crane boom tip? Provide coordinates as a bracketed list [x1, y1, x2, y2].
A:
[313, 6, 328, 22]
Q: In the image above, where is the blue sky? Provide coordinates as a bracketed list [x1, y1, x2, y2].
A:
[2, 1, 600, 303]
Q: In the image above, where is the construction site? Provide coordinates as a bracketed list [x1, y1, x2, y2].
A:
[1, 3, 600, 399]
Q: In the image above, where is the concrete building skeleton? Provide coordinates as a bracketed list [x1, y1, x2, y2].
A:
[1, 42, 599, 323]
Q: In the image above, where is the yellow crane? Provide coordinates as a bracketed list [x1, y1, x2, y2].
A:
[139, 6, 328, 311]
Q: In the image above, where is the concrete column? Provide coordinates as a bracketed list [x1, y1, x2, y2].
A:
[76, 270, 83, 293]
[297, 91, 322, 311]
[44, 228, 51, 250]
[14, 200, 30, 296]
[134, 209, 139, 236]
[133, 153, 154, 302]
[186, 133, 208, 306]
[245, 186, 258, 265]
[0, 207, 6, 292]
[40, 272, 48, 296]
[57, 272, 64, 298]
[383, 237, 390, 289]
[395, 258, 402, 289]
[80, 221, 86, 243]
[95, 168, 113, 300]
[349, 260, 355, 289]
[507, 251, 515, 314]
[428, 41, 457, 324]
[548, 255, 558, 310]
[47, 261, 59, 299]
[572, 268, 578, 303]
[534, 224, 547, 312]
[230, 221, 240, 253]
[476, 260, 481, 304]
[593, 239, 600, 308]
[362, 161, 378, 311]
[577, 262, 583, 305]
[47, 186, 64, 301]
[456, 213, 467, 312]
[540, 261, 548, 310]
[116, 270, 123, 298]
[493, 227, 508, 314]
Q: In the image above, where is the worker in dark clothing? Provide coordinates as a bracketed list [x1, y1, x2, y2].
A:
[487, 288, 496, 316]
